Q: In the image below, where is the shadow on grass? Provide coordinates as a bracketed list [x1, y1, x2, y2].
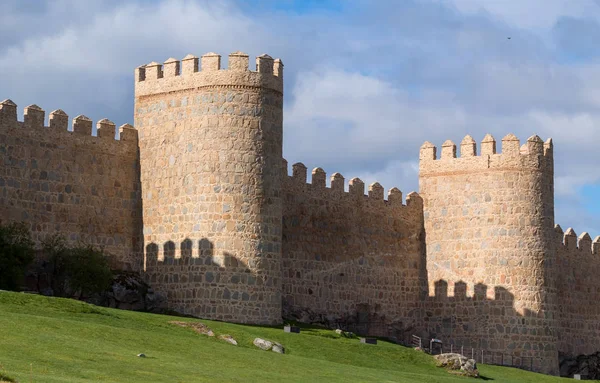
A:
[0, 372, 17, 382]
[0, 291, 119, 318]
[163, 316, 411, 348]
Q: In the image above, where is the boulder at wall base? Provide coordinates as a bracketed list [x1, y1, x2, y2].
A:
[253, 338, 285, 353]
[112, 280, 141, 303]
[253, 338, 274, 351]
[560, 352, 600, 379]
[88, 272, 166, 313]
[23, 260, 167, 313]
[272, 343, 285, 354]
[219, 335, 238, 346]
[434, 353, 479, 378]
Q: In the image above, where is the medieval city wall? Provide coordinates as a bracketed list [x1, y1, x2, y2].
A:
[423, 279, 548, 369]
[6, 45, 600, 376]
[135, 52, 284, 324]
[553, 225, 600, 357]
[0, 100, 141, 269]
[281, 160, 426, 337]
[418, 134, 559, 374]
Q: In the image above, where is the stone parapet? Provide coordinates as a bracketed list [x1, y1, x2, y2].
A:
[0, 100, 141, 270]
[0, 99, 138, 148]
[283, 160, 423, 209]
[135, 52, 283, 98]
[420, 134, 553, 176]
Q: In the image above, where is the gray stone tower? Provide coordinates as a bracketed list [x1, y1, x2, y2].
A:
[134, 52, 284, 324]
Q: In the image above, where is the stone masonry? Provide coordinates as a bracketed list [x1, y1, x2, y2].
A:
[135, 52, 284, 324]
[1, 50, 599, 375]
[419, 135, 558, 374]
[0, 101, 141, 270]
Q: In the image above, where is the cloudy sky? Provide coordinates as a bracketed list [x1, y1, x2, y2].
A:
[2, 0, 600, 235]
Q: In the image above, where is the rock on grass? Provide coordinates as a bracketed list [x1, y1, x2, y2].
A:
[434, 353, 479, 378]
[253, 338, 285, 354]
[219, 334, 238, 346]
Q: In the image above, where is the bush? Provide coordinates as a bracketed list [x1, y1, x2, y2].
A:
[0, 222, 35, 291]
[42, 234, 113, 298]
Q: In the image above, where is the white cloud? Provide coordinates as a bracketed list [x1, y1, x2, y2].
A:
[1, 0, 600, 233]
[284, 69, 469, 168]
[440, 0, 600, 31]
[0, 0, 271, 124]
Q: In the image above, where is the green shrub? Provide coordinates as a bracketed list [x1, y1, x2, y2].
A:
[65, 245, 113, 297]
[0, 222, 35, 291]
[42, 234, 113, 298]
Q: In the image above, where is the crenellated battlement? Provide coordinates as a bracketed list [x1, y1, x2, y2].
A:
[135, 52, 283, 97]
[554, 224, 600, 254]
[7, 49, 600, 373]
[420, 133, 553, 176]
[0, 99, 141, 271]
[283, 158, 422, 209]
[0, 99, 138, 147]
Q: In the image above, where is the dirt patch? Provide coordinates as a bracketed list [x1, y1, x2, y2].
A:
[170, 321, 215, 336]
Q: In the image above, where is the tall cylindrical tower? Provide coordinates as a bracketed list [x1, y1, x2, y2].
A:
[419, 134, 558, 374]
[134, 52, 283, 324]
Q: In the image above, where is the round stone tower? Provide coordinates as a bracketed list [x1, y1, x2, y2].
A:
[134, 52, 283, 324]
[419, 134, 559, 374]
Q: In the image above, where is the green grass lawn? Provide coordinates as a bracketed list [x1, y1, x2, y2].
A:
[0, 291, 585, 382]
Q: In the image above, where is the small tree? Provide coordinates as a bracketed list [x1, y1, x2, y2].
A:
[41, 233, 69, 296]
[0, 222, 35, 291]
[42, 234, 113, 298]
[64, 245, 113, 298]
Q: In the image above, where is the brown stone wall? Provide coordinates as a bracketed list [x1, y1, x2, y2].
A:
[281, 162, 426, 338]
[419, 134, 559, 374]
[135, 52, 284, 324]
[423, 280, 547, 369]
[554, 226, 600, 357]
[0, 100, 141, 270]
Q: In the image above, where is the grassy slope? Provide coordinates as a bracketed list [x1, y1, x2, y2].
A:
[0, 291, 581, 383]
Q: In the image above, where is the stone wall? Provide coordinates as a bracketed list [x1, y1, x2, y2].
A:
[423, 280, 548, 369]
[554, 226, 600, 357]
[135, 52, 284, 325]
[418, 134, 559, 374]
[0, 100, 141, 270]
[6, 46, 600, 376]
[281, 161, 426, 338]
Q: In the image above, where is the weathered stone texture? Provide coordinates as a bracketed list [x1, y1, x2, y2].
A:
[282, 164, 426, 337]
[0, 100, 141, 270]
[5, 51, 600, 377]
[135, 53, 283, 324]
[554, 228, 600, 357]
[419, 135, 559, 375]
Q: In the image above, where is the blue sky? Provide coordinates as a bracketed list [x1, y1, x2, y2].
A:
[1, 0, 600, 236]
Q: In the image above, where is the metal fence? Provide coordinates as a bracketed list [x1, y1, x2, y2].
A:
[411, 335, 538, 372]
[411, 335, 422, 348]
[329, 319, 541, 373]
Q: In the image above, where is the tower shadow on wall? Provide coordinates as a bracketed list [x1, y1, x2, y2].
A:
[145, 238, 252, 279]
[144, 237, 272, 318]
[424, 279, 556, 373]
